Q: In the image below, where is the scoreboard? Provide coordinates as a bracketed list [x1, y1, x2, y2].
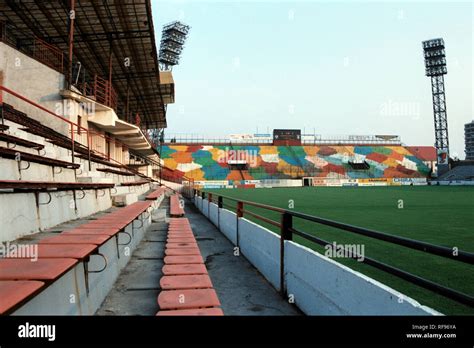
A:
[273, 129, 302, 145]
[273, 129, 301, 141]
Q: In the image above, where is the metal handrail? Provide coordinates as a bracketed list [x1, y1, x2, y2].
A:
[0, 85, 151, 170]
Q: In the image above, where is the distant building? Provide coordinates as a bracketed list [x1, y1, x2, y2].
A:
[465, 121, 474, 160]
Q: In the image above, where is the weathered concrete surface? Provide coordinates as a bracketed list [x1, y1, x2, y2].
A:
[96, 205, 167, 315]
[97, 197, 299, 315]
[184, 201, 300, 315]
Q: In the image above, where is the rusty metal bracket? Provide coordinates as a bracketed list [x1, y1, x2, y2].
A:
[117, 230, 132, 246]
[132, 218, 143, 230]
[38, 191, 52, 205]
[18, 160, 31, 172]
[88, 252, 108, 273]
[76, 189, 86, 200]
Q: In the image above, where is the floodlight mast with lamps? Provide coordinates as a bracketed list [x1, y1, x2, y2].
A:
[159, 21, 190, 71]
[157, 21, 190, 182]
[422, 38, 450, 175]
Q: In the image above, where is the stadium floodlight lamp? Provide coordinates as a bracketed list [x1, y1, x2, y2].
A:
[422, 38, 447, 77]
[159, 21, 191, 71]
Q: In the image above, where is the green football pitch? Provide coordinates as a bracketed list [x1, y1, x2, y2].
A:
[203, 186, 474, 315]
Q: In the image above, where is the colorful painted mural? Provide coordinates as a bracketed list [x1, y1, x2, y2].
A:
[160, 145, 432, 181]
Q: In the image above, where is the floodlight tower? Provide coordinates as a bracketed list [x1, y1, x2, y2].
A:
[422, 38, 450, 175]
[159, 21, 191, 71]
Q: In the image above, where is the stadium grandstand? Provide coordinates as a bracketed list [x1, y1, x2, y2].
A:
[0, 0, 472, 325]
[160, 132, 434, 188]
[0, 1, 201, 317]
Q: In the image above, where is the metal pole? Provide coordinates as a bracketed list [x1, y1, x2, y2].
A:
[126, 83, 130, 122]
[236, 201, 243, 247]
[87, 129, 91, 171]
[108, 40, 113, 107]
[68, 0, 75, 88]
[217, 196, 223, 229]
[0, 84, 4, 127]
[71, 124, 75, 164]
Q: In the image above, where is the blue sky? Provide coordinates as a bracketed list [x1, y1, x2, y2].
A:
[152, 0, 473, 158]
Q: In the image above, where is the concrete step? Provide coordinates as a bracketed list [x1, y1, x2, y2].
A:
[112, 193, 138, 207]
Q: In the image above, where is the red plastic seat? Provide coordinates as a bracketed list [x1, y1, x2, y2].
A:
[0, 258, 77, 281]
[162, 264, 208, 276]
[168, 230, 193, 235]
[157, 288, 220, 310]
[160, 274, 213, 290]
[165, 248, 201, 256]
[168, 230, 194, 235]
[38, 234, 110, 245]
[156, 307, 223, 316]
[146, 187, 166, 200]
[62, 227, 120, 236]
[168, 226, 192, 230]
[167, 232, 194, 238]
[4, 244, 97, 260]
[164, 255, 204, 264]
[170, 194, 185, 216]
[80, 221, 128, 229]
[167, 237, 196, 244]
[166, 242, 198, 249]
[0, 280, 45, 315]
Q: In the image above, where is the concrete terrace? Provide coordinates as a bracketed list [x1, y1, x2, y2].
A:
[97, 196, 300, 315]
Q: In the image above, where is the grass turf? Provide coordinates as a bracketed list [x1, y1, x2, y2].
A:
[204, 186, 474, 315]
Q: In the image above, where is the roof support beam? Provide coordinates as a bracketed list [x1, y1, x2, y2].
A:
[108, 39, 113, 106]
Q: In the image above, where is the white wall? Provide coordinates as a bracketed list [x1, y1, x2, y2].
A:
[195, 197, 441, 316]
[284, 241, 440, 315]
[201, 197, 209, 216]
[0, 43, 68, 136]
[238, 218, 281, 289]
[209, 202, 219, 226]
[0, 189, 113, 242]
[219, 208, 237, 245]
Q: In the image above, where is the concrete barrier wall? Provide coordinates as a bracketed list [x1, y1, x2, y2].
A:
[219, 209, 237, 245]
[0, 157, 76, 182]
[193, 196, 440, 315]
[209, 202, 219, 226]
[201, 198, 209, 217]
[284, 241, 440, 315]
[0, 182, 153, 242]
[196, 196, 203, 213]
[0, 193, 39, 241]
[0, 189, 113, 242]
[13, 264, 87, 315]
[238, 218, 281, 290]
[12, 200, 158, 315]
